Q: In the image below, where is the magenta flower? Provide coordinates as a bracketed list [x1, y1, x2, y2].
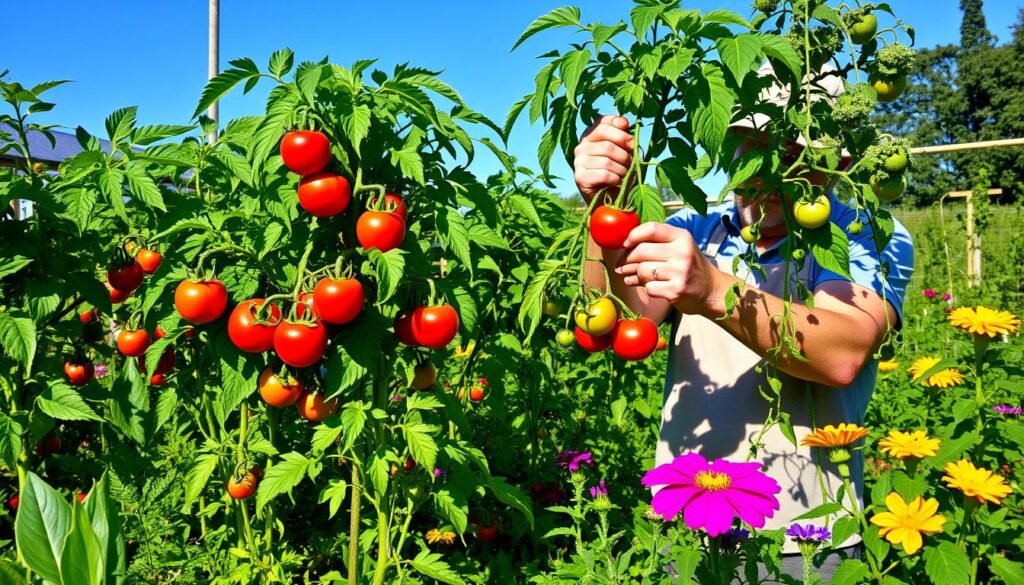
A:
[433, 467, 446, 478]
[589, 481, 608, 499]
[556, 450, 594, 472]
[390, 394, 404, 402]
[993, 405, 1023, 417]
[922, 289, 938, 299]
[94, 363, 109, 379]
[640, 452, 781, 537]
[942, 292, 952, 302]
[786, 523, 831, 543]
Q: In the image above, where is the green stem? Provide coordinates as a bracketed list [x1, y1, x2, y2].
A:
[372, 509, 390, 585]
[292, 222, 319, 298]
[347, 460, 362, 585]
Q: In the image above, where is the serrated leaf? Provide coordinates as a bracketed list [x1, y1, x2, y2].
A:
[657, 160, 708, 216]
[124, 163, 166, 211]
[990, 556, 1024, 585]
[105, 106, 138, 145]
[829, 559, 869, 585]
[559, 49, 591, 107]
[0, 255, 33, 279]
[631, 184, 666, 224]
[923, 542, 969, 585]
[591, 22, 626, 52]
[404, 422, 439, 472]
[716, 33, 762, 85]
[437, 209, 472, 272]
[390, 147, 425, 185]
[99, 168, 127, 221]
[685, 64, 734, 160]
[131, 123, 193, 146]
[0, 311, 36, 373]
[183, 453, 220, 508]
[760, 34, 803, 79]
[658, 48, 695, 82]
[268, 48, 295, 78]
[318, 479, 348, 519]
[256, 452, 310, 512]
[512, 6, 581, 51]
[433, 488, 468, 534]
[25, 280, 62, 323]
[807, 223, 851, 279]
[193, 58, 260, 118]
[371, 249, 406, 304]
[703, 9, 753, 29]
[36, 382, 102, 421]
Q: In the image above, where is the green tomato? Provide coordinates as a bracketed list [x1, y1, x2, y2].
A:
[883, 149, 909, 173]
[791, 248, 806, 261]
[556, 329, 575, 347]
[848, 220, 864, 235]
[793, 196, 831, 229]
[849, 13, 878, 45]
[870, 175, 907, 202]
[542, 299, 563, 317]
[870, 75, 908, 103]
[740, 225, 758, 244]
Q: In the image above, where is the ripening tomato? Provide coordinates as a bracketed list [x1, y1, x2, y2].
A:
[589, 205, 639, 250]
[259, 368, 304, 407]
[611, 318, 659, 361]
[64, 361, 94, 386]
[107, 283, 130, 304]
[574, 297, 619, 336]
[298, 172, 352, 217]
[792, 196, 831, 229]
[410, 304, 460, 349]
[476, 524, 499, 543]
[75, 492, 87, 504]
[870, 75, 908, 103]
[313, 277, 364, 325]
[870, 175, 906, 202]
[469, 386, 485, 402]
[575, 327, 612, 352]
[295, 391, 339, 422]
[117, 329, 151, 357]
[740, 225, 758, 244]
[542, 299, 563, 316]
[273, 320, 328, 368]
[280, 130, 331, 175]
[657, 336, 668, 351]
[404, 456, 416, 472]
[226, 466, 262, 500]
[228, 299, 282, 353]
[383, 193, 408, 221]
[135, 249, 162, 274]
[394, 313, 417, 346]
[411, 362, 437, 390]
[79, 309, 99, 323]
[356, 211, 406, 252]
[150, 373, 166, 386]
[108, 262, 144, 292]
[555, 329, 575, 347]
[175, 279, 228, 325]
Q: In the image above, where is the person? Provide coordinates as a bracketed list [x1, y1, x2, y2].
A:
[573, 65, 914, 580]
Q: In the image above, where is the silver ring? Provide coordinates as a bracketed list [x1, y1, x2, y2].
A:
[651, 266, 659, 280]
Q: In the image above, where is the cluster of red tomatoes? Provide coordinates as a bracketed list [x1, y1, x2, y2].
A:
[556, 297, 660, 361]
[105, 241, 162, 304]
[283, 130, 407, 252]
[113, 323, 180, 386]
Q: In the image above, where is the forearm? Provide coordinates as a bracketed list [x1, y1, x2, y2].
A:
[697, 270, 876, 387]
[584, 236, 670, 324]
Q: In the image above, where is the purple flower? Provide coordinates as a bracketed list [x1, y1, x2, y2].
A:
[556, 450, 594, 472]
[923, 289, 938, 299]
[786, 523, 832, 543]
[94, 363, 109, 379]
[942, 292, 952, 302]
[719, 527, 750, 550]
[390, 394, 404, 402]
[433, 467, 446, 478]
[589, 481, 608, 498]
[993, 405, 1024, 417]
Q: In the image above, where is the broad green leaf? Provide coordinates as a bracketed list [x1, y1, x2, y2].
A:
[0, 310, 37, 373]
[790, 502, 843, 521]
[390, 147, 425, 185]
[404, 422, 439, 472]
[0, 255, 33, 279]
[339, 101, 371, 155]
[105, 106, 138, 145]
[929, 431, 979, 469]
[436, 209, 472, 272]
[183, 453, 220, 508]
[990, 555, 1024, 585]
[658, 48, 695, 83]
[923, 542, 970, 585]
[367, 448, 390, 497]
[716, 33, 762, 85]
[631, 184, 666, 224]
[702, 9, 753, 29]
[124, 164, 166, 211]
[411, 550, 467, 585]
[318, 479, 348, 519]
[0, 559, 26, 585]
[256, 452, 310, 512]
[512, 6, 581, 51]
[807, 223, 852, 280]
[311, 419, 344, 453]
[760, 34, 803, 79]
[673, 549, 702, 582]
[433, 488, 469, 534]
[85, 475, 126, 585]
[193, 58, 260, 118]
[340, 403, 368, 453]
[685, 64, 734, 160]
[559, 49, 591, 107]
[0, 412, 23, 470]
[591, 22, 627, 52]
[830, 516, 859, 548]
[370, 249, 406, 304]
[25, 279, 62, 323]
[37, 382, 103, 422]
[60, 501, 102, 585]
[657, 160, 708, 216]
[268, 48, 295, 78]
[99, 168, 127, 221]
[630, 3, 663, 38]
[829, 559, 869, 585]
[15, 472, 71, 584]
[487, 477, 534, 528]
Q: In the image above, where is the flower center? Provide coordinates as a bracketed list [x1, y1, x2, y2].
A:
[694, 471, 732, 491]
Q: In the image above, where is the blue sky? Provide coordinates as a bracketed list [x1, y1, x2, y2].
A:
[3, 1, 1019, 196]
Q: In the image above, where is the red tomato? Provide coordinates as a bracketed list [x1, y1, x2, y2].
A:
[394, 313, 418, 346]
[313, 277, 364, 325]
[273, 320, 328, 368]
[470, 386, 485, 402]
[135, 249, 162, 274]
[228, 299, 282, 353]
[476, 524, 499, 543]
[280, 131, 331, 175]
[150, 373, 166, 386]
[404, 456, 416, 472]
[174, 280, 228, 325]
[117, 329, 151, 357]
[356, 211, 406, 252]
[64, 361, 94, 386]
[108, 262, 144, 292]
[589, 206, 640, 250]
[107, 283, 130, 304]
[295, 391, 339, 422]
[75, 492, 87, 504]
[657, 336, 668, 351]
[138, 349, 175, 376]
[7, 494, 18, 511]
[384, 193, 408, 221]
[574, 326, 611, 352]
[155, 324, 193, 340]
[298, 172, 352, 217]
[79, 309, 99, 323]
[611, 318, 659, 361]
[410, 304, 459, 349]
[259, 368, 304, 407]
[226, 466, 262, 500]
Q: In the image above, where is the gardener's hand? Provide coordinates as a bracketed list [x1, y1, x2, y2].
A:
[574, 115, 634, 203]
[614, 222, 721, 316]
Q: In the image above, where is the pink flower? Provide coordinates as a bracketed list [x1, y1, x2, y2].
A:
[942, 292, 952, 302]
[641, 452, 781, 537]
[923, 289, 938, 299]
[556, 450, 593, 472]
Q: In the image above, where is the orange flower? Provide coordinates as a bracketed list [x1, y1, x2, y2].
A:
[800, 424, 870, 448]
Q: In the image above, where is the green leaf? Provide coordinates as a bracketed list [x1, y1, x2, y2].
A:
[807, 223, 851, 280]
[657, 160, 708, 216]
[370, 249, 406, 304]
[268, 48, 295, 78]
[658, 48, 695, 82]
[193, 58, 260, 118]
[0, 256, 33, 279]
[488, 477, 534, 528]
[503, 93, 531, 141]
[25, 279, 62, 323]
[830, 516, 859, 548]
[15, 472, 71, 584]
[0, 412, 23, 471]
[339, 101, 371, 155]
[340, 403, 368, 453]
[183, 453, 220, 508]
[0, 311, 37, 374]
[436, 209, 472, 272]
[559, 49, 591, 107]
[631, 184, 666, 223]
[512, 6, 581, 51]
[404, 422, 439, 472]
[99, 168, 127, 221]
[318, 479, 348, 520]
[131, 124, 193, 146]
[411, 550, 467, 585]
[929, 431, 979, 469]
[295, 62, 325, 105]
[390, 147, 425, 185]
[85, 473, 126, 582]
[790, 502, 843, 521]
[105, 106, 138, 145]
[434, 488, 469, 534]
[716, 33, 762, 85]
[630, 4, 663, 37]
[0, 559, 26, 585]
[923, 541, 970, 585]
[36, 382, 103, 422]
[829, 559, 869, 585]
[256, 452, 310, 512]
[591, 22, 627, 52]
[990, 555, 1024, 585]
[367, 448, 390, 497]
[60, 500, 102, 585]
[760, 34, 803, 79]
[703, 9, 753, 29]
[674, 549, 702, 581]
[124, 163, 166, 211]
[685, 64, 734, 160]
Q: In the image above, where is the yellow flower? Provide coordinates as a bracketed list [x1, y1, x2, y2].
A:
[908, 357, 964, 388]
[870, 493, 945, 555]
[877, 430, 941, 460]
[878, 359, 899, 372]
[800, 423, 870, 448]
[942, 460, 1013, 505]
[425, 528, 457, 545]
[948, 306, 1021, 337]
[453, 339, 476, 360]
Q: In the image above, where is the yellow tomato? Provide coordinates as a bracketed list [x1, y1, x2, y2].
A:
[574, 297, 618, 336]
[793, 196, 831, 229]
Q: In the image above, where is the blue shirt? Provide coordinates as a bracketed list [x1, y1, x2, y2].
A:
[665, 195, 914, 326]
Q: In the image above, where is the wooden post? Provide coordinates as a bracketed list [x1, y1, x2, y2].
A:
[208, 0, 220, 144]
[965, 189, 975, 287]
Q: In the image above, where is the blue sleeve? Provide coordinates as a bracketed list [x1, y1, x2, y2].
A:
[665, 207, 695, 230]
[813, 216, 914, 327]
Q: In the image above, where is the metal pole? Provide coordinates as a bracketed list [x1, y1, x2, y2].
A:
[208, 0, 220, 144]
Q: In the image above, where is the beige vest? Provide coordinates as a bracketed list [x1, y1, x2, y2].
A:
[657, 224, 865, 554]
